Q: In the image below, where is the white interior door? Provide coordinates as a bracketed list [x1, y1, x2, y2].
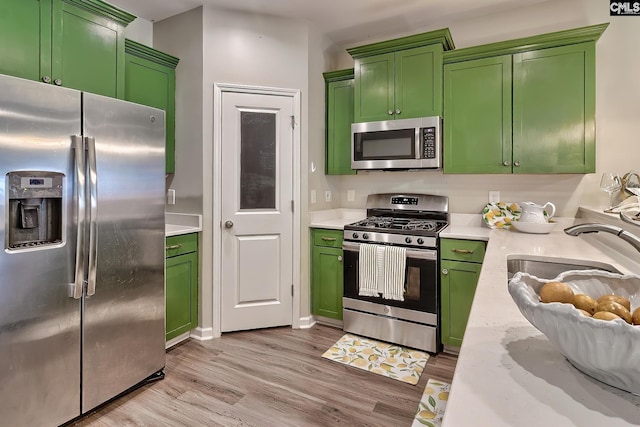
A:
[221, 91, 294, 331]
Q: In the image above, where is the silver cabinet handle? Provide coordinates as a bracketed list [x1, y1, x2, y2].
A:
[71, 136, 86, 299]
[337, 255, 343, 262]
[452, 248, 474, 254]
[42, 76, 51, 83]
[224, 220, 234, 228]
[165, 244, 182, 250]
[388, 110, 393, 115]
[395, 109, 401, 115]
[503, 160, 510, 166]
[86, 137, 98, 297]
[321, 237, 336, 242]
[54, 78, 62, 86]
[514, 161, 521, 167]
[442, 268, 449, 275]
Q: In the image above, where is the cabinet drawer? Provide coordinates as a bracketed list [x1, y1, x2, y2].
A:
[312, 229, 344, 248]
[166, 233, 198, 257]
[441, 239, 485, 263]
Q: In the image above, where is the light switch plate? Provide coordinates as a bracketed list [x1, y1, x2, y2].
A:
[347, 189, 355, 202]
[167, 189, 176, 205]
[488, 191, 500, 203]
[325, 190, 332, 202]
[311, 189, 316, 204]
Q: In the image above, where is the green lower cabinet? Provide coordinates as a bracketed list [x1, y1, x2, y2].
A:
[165, 233, 198, 341]
[125, 40, 179, 173]
[440, 239, 486, 347]
[323, 69, 355, 175]
[311, 229, 344, 320]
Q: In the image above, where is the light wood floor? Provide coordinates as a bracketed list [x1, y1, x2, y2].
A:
[70, 324, 457, 427]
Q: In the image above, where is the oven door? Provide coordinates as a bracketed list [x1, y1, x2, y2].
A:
[342, 241, 438, 313]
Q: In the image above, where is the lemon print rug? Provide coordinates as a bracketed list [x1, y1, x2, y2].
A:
[411, 379, 450, 427]
[321, 333, 429, 385]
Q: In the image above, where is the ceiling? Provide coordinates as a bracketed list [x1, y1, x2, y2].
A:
[106, 0, 551, 46]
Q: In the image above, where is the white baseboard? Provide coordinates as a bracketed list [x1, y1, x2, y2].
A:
[165, 332, 190, 349]
[190, 326, 215, 341]
[297, 316, 317, 329]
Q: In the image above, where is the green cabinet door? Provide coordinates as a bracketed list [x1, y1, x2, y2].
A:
[443, 55, 512, 174]
[354, 45, 444, 123]
[0, 0, 44, 81]
[354, 52, 395, 123]
[311, 229, 344, 321]
[440, 259, 482, 347]
[312, 246, 344, 319]
[125, 40, 179, 173]
[324, 69, 355, 175]
[513, 42, 595, 173]
[395, 44, 443, 119]
[166, 234, 199, 341]
[0, 0, 133, 97]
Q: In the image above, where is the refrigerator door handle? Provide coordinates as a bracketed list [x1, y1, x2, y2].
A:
[86, 136, 98, 296]
[71, 136, 86, 299]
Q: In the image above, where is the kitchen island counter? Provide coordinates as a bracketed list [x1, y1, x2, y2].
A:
[165, 213, 202, 236]
[443, 216, 640, 426]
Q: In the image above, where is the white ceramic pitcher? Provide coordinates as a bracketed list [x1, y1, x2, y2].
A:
[519, 201, 556, 223]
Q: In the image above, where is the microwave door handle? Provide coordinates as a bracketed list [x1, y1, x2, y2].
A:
[85, 136, 98, 296]
[70, 136, 86, 299]
[415, 128, 422, 159]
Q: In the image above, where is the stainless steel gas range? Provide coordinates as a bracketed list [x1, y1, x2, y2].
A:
[342, 193, 449, 353]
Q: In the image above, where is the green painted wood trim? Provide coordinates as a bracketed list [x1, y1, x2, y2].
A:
[322, 68, 354, 83]
[347, 28, 454, 59]
[443, 22, 608, 64]
[125, 39, 180, 69]
[63, 0, 136, 26]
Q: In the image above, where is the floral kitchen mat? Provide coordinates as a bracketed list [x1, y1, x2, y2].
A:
[321, 333, 429, 385]
[411, 379, 450, 427]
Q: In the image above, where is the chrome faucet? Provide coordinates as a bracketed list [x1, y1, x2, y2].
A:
[564, 222, 640, 253]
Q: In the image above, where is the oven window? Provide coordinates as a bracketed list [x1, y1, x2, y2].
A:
[404, 266, 421, 301]
[354, 129, 415, 160]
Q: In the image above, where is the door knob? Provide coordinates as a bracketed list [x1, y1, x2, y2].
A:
[224, 220, 234, 228]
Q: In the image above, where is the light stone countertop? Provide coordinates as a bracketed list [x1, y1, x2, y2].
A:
[442, 215, 640, 427]
[165, 213, 202, 237]
[308, 208, 366, 230]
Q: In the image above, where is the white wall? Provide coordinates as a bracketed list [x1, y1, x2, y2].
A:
[326, 0, 640, 217]
[122, 17, 154, 46]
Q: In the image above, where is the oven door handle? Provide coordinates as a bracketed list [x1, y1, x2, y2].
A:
[342, 241, 437, 260]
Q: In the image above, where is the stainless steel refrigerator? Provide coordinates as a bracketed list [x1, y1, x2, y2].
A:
[0, 74, 166, 426]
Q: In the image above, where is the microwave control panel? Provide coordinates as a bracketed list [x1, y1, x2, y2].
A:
[421, 127, 437, 159]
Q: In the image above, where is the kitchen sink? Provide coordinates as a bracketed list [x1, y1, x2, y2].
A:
[507, 256, 622, 280]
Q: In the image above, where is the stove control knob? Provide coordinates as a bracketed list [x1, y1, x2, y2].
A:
[405, 237, 412, 244]
[363, 233, 369, 240]
[352, 233, 359, 239]
[417, 238, 424, 245]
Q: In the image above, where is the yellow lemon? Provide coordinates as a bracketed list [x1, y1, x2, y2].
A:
[353, 358, 368, 367]
[362, 348, 374, 355]
[348, 347, 357, 353]
[380, 363, 393, 371]
[495, 221, 504, 228]
[341, 356, 350, 363]
[423, 387, 434, 395]
[418, 410, 436, 420]
[397, 363, 407, 369]
[368, 355, 378, 361]
[504, 217, 511, 223]
[385, 357, 397, 364]
[438, 391, 449, 401]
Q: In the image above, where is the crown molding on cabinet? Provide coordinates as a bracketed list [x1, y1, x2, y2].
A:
[443, 22, 609, 64]
[322, 69, 354, 82]
[347, 28, 455, 59]
[64, 0, 136, 26]
[125, 39, 180, 68]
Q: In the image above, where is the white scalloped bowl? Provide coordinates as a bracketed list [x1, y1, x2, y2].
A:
[508, 269, 640, 394]
[511, 220, 556, 234]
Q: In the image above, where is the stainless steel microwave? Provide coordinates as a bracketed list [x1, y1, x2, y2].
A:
[351, 116, 442, 170]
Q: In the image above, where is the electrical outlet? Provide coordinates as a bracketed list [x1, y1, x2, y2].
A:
[167, 189, 176, 205]
[310, 189, 316, 204]
[347, 189, 355, 202]
[325, 190, 332, 202]
[488, 191, 500, 203]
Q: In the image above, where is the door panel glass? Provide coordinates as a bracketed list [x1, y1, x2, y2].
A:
[240, 111, 276, 209]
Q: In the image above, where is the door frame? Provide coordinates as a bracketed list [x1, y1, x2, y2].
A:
[212, 83, 301, 336]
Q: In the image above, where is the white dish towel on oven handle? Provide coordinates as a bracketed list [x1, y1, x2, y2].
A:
[358, 243, 381, 296]
[383, 246, 406, 301]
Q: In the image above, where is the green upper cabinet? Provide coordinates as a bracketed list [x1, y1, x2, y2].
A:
[0, 0, 134, 98]
[444, 55, 512, 174]
[0, 0, 42, 82]
[348, 29, 454, 123]
[443, 23, 607, 174]
[513, 43, 595, 173]
[125, 40, 179, 173]
[324, 69, 355, 175]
